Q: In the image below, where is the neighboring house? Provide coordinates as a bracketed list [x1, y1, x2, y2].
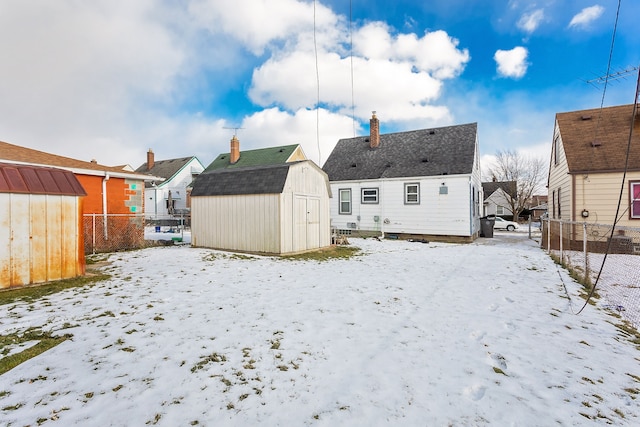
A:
[135, 149, 205, 223]
[0, 140, 162, 253]
[322, 113, 483, 242]
[1, 163, 87, 288]
[482, 180, 516, 219]
[527, 194, 548, 221]
[548, 104, 640, 226]
[191, 137, 331, 254]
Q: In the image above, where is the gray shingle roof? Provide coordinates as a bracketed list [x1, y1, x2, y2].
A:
[322, 123, 477, 181]
[482, 181, 516, 200]
[135, 157, 195, 188]
[191, 163, 293, 196]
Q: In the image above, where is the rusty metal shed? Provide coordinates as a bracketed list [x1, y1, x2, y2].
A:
[0, 162, 87, 288]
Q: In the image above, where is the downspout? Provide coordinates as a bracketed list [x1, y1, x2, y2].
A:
[103, 173, 110, 240]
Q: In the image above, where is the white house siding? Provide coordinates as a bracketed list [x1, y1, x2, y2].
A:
[330, 174, 475, 237]
[144, 159, 204, 219]
[191, 194, 281, 253]
[548, 123, 572, 220]
[484, 189, 514, 217]
[573, 171, 640, 227]
[1, 194, 83, 288]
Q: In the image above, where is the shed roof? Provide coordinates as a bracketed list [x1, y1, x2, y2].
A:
[0, 162, 87, 196]
[322, 123, 477, 181]
[203, 144, 300, 173]
[192, 163, 293, 196]
[556, 103, 640, 173]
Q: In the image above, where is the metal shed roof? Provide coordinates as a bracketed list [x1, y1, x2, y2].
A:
[0, 162, 87, 196]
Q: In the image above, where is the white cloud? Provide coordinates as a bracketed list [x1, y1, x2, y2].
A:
[494, 47, 529, 79]
[568, 5, 605, 29]
[517, 9, 544, 33]
[0, 0, 469, 167]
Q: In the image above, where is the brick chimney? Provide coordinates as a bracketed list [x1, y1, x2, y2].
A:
[147, 149, 154, 171]
[230, 135, 240, 164]
[369, 111, 380, 149]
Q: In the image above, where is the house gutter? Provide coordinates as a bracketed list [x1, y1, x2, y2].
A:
[103, 173, 110, 240]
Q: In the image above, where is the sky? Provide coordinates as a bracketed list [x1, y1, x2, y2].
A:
[2, 234, 640, 425]
[1, 0, 639, 175]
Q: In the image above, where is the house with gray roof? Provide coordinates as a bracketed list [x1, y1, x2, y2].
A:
[191, 137, 331, 254]
[135, 150, 205, 220]
[482, 180, 517, 219]
[322, 113, 482, 242]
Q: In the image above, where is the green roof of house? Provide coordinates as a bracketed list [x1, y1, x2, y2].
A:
[203, 144, 300, 173]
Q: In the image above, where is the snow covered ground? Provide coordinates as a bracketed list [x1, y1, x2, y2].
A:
[1, 233, 639, 426]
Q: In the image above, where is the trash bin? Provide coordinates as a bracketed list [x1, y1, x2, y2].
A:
[480, 215, 496, 238]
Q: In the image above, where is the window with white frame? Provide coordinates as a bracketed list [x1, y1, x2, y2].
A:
[339, 188, 352, 214]
[361, 188, 379, 204]
[496, 205, 504, 215]
[405, 183, 420, 204]
[631, 181, 640, 219]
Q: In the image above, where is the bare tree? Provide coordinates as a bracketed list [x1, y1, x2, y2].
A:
[486, 149, 546, 221]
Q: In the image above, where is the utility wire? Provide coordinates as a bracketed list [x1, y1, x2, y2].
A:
[350, 0, 356, 137]
[313, 0, 321, 164]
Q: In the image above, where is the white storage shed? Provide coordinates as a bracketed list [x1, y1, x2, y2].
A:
[191, 160, 332, 255]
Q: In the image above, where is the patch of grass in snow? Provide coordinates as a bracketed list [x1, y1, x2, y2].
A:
[0, 328, 72, 375]
[614, 408, 626, 418]
[611, 321, 640, 350]
[146, 413, 162, 425]
[191, 352, 227, 373]
[0, 272, 110, 306]
[492, 367, 507, 375]
[624, 387, 639, 399]
[280, 245, 361, 262]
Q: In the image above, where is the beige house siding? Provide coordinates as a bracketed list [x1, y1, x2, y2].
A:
[548, 123, 572, 220]
[573, 171, 640, 226]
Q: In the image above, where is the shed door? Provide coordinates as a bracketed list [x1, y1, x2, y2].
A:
[293, 196, 321, 252]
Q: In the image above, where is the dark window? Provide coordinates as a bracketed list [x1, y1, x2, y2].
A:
[361, 188, 379, 204]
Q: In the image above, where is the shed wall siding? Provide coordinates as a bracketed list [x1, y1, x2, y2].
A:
[330, 175, 473, 236]
[192, 194, 281, 253]
[1, 193, 84, 288]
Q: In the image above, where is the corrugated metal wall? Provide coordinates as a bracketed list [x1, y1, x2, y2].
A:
[0, 193, 84, 288]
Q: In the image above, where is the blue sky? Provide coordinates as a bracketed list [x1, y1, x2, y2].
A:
[0, 0, 638, 174]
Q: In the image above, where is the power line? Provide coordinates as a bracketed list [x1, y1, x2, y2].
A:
[313, 0, 321, 165]
[350, 0, 356, 137]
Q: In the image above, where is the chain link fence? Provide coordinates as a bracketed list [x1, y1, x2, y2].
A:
[83, 214, 147, 254]
[541, 218, 640, 329]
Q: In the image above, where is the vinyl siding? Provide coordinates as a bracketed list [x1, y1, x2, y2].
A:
[329, 174, 474, 236]
[574, 171, 640, 226]
[548, 123, 572, 220]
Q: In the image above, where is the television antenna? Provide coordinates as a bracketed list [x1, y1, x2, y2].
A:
[223, 126, 244, 136]
[585, 66, 639, 87]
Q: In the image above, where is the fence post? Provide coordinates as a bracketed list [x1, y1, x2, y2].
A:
[583, 222, 588, 283]
[92, 213, 96, 255]
[559, 220, 563, 260]
[546, 218, 551, 253]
